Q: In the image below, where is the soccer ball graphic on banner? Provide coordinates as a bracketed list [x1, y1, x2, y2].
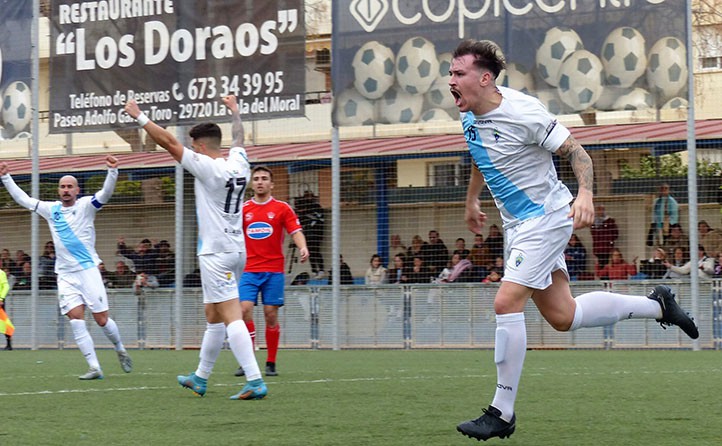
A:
[661, 96, 688, 109]
[419, 108, 454, 122]
[1, 81, 32, 138]
[376, 86, 423, 124]
[601, 27, 647, 88]
[498, 63, 534, 95]
[535, 89, 571, 116]
[646, 37, 687, 102]
[395, 36, 439, 95]
[424, 52, 455, 110]
[352, 41, 395, 100]
[536, 27, 584, 87]
[334, 88, 376, 126]
[557, 50, 603, 112]
[612, 87, 655, 110]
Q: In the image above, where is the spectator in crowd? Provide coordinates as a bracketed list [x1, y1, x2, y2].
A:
[329, 255, 354, 285]
[663, 244, 715, 279]
[421, 230, 449, 273]
[663, 247, 689, 279]
[389, 234, 407, 258]
[469, 233, 492, 268]
[595, 248, 637, 280]
[387, 254, 408, 284]
[436, 253, 474, 283]
[290, 272, 310, 285]
[638, 247, 668, 279]
[110, 260, 136, 289]
[98, 262, 112, 288]
[453, 237, 471, 260]
[482, 267, 503, 283]
[183, 268, 202, 288]
[406, 235, 426, 263]
[662, 223, 689, 255]
[406, 255, 432, 283]
[0, 249, 15, 275]
[564, 234, 587, 281]
[590, 204, 618, 267]
[154, 240, 175, 287]
[117, 237, 158, 276]
[484, 224, 504, 261]
[13, 261, 31, 290]
[11, 250, 30, 277]
[698, 220, 722, 258]
[296, 190, 325, 279]
[652, 183, 678, 247]
[365, 254, 387, 285]
[133, 271, 159, 295]
[39, 241, 56, 277]
[715, 252, 722, 277]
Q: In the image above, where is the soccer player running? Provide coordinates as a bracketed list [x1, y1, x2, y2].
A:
[124, 96, 266, 400]
[234, 164, 309, 378]
[0, 156, 133, 379]
[448, 40, 698, 441]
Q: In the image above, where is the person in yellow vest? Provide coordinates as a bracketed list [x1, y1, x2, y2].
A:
[0, 268, 14, 350]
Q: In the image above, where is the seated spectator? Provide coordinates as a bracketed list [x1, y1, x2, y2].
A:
[662, 223, 689, 256]
[663, 244, 715, 279]
[595, 248, 637, 280]
[98, 262, 112, 288]
[663, 247, 688, 279]
[387, 254, 408, 284]
[452, 237, 470, 260]
[638, 247, 668, 279]
[564, 234, 587, 280]
[134, 272, 159, 295]
[117, 236, 158, 276]
[469, 233, 492, 268]
[365, 254, 387, 285]
[290, 272, 310, 285]
[420, 230, 449, 274]
[483, 267, 503, 283]
[183, 268, 202, 287]
[154, 240, 175, 287]
[12, 250, 30, 277]
[13, 261, 32, 290]
[389, 234, 407, 258]
[406, 235, 426, 265]
[406, 255, 432, 284]
[329, 255, 354, 285]
[0, 249, 15, 274]
[110, 260, 136, 288]
[715, 252, 722, 277]
[436, 253, 473, 283]
[39, 241, 56, 277]
[698, 220, 722, 258]
[485, 225, 504, 261]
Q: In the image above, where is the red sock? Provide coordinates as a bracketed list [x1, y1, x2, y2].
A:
[244, 320, 256, 348]
[266, 325, 280, 363]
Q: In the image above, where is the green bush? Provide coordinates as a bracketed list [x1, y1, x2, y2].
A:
[620, 153, 722, 178]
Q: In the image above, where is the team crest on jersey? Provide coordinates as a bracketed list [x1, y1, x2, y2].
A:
[246, 221, 273, 239]
[493, 128, 501, 142]
[267, 212, 276, 220]
[245, 213, 253, 221]
[515, 253, 524, 267]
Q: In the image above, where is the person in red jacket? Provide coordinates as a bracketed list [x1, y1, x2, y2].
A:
[595, 248, 637, 280]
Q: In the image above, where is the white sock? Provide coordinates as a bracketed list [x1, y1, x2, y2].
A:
[570, 291, 663, 330]
[100, 318, 125, 352]
[226, 320, 262, 381]
[490, 313, 526, 422]
[69, 319, 100, 370]
[195, 322, 226, 380]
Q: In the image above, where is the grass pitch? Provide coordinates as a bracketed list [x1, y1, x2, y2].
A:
[0, 349, 719, 446]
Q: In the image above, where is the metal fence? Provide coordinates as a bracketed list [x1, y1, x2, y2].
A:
[3, 280, 720, 350]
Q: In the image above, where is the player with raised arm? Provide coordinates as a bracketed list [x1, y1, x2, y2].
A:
[0, 156, 132, 379]
[124, 95, 266, 400]
[448, 39, 698, 441]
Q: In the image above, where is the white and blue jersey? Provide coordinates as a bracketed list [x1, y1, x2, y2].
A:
[461, 86, 573, 229]
[1, 168, 117, 274]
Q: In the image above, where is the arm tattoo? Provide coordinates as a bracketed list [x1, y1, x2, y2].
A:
[231, 110, 244, 148]
[557, 136, 593, 191]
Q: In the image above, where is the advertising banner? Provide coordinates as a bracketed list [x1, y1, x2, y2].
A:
[0, 0, 33, 140]
[50, 0, 306, 134]
[332, 0, 687, 126]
